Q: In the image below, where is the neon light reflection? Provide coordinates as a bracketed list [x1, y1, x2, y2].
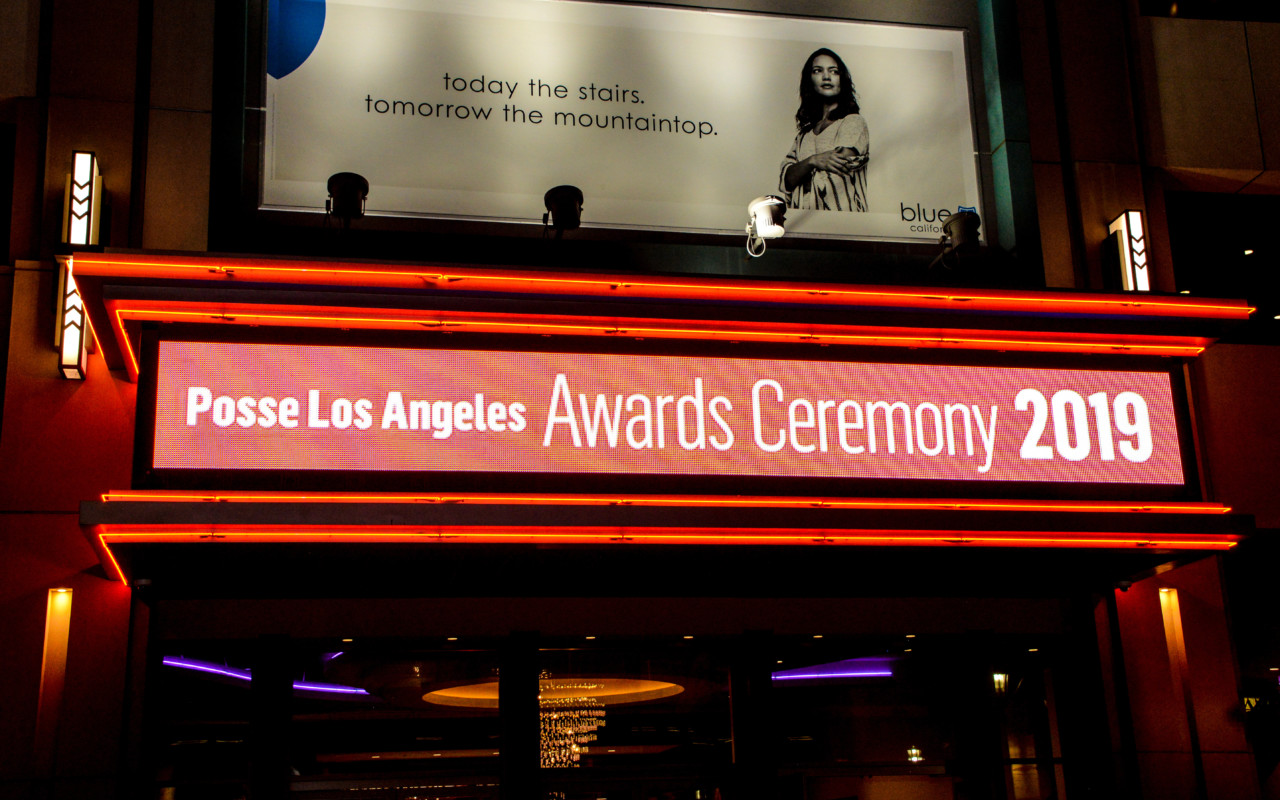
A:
[162, 656, 372, 696]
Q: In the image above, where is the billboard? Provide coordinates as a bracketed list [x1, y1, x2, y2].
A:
[149, 341, 1186, 487]
[263, 0, 982, 241]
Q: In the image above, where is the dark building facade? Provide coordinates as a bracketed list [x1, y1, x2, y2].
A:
[2, 2, 1279, 799]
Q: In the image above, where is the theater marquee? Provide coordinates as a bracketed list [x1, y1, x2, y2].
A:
[145, 341, 1186, 487]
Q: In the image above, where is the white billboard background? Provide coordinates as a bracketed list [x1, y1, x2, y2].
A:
[264, 0, 982, 241]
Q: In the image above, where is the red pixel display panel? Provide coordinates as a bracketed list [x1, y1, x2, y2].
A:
[151, 341, 1187, 485]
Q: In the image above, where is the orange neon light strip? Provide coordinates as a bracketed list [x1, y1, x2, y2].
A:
[94, 531, 129, 585]
[94, 527, 1239, 582]
[95, 524, 1240, 583]
[98, 491, 1231, 515]
[105, 301, 1209, 380]
[112, 302, 1212, 354]
[66, 260, 105, 357]
[71, 254, 1254, 319]
[108, 306, 140, 381]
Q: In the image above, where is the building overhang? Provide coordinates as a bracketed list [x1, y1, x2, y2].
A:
[68, 250, 1255, 587]
[81, 492, 1250, 587]
[66, 250, 1255, 382]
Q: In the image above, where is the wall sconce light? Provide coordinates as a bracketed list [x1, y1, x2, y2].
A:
[907, 746, 923, 763]
[62, 151, 101, 246]
[55, 256, 89, 380]
[34, 588, 73, 772]
[1108, 210, 1149, 292]
[745, 195, 786, 257]
[993, 672, 1009, 694]
[326, 172, 369, 230]
[543, 185, 584, 238]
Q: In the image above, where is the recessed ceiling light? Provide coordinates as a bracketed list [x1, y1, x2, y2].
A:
[1270, 667, 1278, 672]
[585, 636, 596, 640]
[905, 634, 916, 638]
[776, 660, 783, 664]
[1179, 290, 1191, 294]
[1028, 648, 1039, 653]
[904, 648, 913, 652]
[341, 638, 353, 642]
[683, 635, 694, 640]
[446, 637, 458, 641]
[812, 634, 823, 639]
[1244, 249, 1254, 255]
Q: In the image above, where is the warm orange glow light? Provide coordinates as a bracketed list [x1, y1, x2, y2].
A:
[94, 531, 129, 585]
[70, 251, 1251, 380]
[35, 588, 73, 771]
[92, 525, 1239, 581]
[91, 493, 1239, 583]
[98, 490, 1231, 515]
[71, 254, 1255, 318]
[103, 299, 1211, 381]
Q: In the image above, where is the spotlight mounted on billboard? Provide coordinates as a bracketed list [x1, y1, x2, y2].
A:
[746, 195, 786, 257]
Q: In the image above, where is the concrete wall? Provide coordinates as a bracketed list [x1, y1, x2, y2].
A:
[1191, 344, 1280, 529]
[0, 3, 144, 796]
[142, 0, 214, 251]
[1111, 558, 1259, 800]
[0, 0, 41, 100]
[0, 266, 138, 799]
[1136, 17, 1280, 193]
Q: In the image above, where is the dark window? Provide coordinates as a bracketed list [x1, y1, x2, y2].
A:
[1166, 191, 1280, 335]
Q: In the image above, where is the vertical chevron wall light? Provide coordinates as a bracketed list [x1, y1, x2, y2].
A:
[1108, 210, 1150, 292]
[62, 151, 101, 246]
[57, 258, 88, 379]
[58, 151, 100, 379]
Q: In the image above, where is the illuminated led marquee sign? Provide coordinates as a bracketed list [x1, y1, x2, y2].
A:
[149, 341, 1186, 487]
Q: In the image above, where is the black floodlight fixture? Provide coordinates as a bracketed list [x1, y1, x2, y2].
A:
[928, 209, 982, 273]
[326, 172, 369, 230]
[543, 185, 584, 238]
[943, 209, 981, 251]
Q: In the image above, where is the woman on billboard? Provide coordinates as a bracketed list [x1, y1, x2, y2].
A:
[779, 48, 869, 212]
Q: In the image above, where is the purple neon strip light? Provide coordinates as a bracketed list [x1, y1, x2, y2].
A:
[772, 670, 893, 680]
[771, 656, 896, 681]
[162, 656, 371, 696]
[293, 681, 370, 695]
[162, 657, 252, 681]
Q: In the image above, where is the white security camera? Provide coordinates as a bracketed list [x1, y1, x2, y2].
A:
[746, 195, 786, 257]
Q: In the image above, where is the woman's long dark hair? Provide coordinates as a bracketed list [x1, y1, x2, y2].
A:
[795, 48, 860, 133]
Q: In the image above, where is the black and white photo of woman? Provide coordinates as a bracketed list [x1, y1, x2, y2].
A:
[778, 48, 868, 212]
